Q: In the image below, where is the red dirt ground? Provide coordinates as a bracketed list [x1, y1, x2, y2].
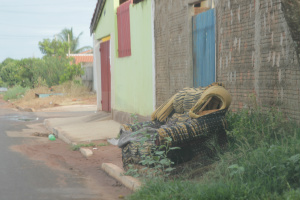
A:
[10, 134, 132, 200]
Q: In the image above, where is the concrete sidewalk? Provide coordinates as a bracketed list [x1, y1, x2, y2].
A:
[39, 105, 97, 112]
[44, 111, 121, 144]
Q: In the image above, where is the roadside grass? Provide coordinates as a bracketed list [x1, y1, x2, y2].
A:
[128, 107, 300, 200]
[22, 86, 51, 100]
[3, 85, 29, 101]
[71, 142, 108, 151]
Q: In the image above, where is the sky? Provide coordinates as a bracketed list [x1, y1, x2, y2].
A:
[0, 0, 98, 62]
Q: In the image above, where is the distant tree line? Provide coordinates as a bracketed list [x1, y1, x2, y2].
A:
[0, 28, 91, 88]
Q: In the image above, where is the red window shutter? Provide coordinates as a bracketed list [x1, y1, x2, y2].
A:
[117, 0, 131, 57]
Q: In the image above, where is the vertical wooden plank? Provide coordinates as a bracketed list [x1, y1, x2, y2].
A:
[193, 9, 215, 87]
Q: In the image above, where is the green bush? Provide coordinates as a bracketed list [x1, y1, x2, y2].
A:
[129, 108, 300, 200]
[0, 61, 22, 87]
[59, 62, 84, 84]
[33, 56, 67, 87]
[3, 85, 29, 101]
[0, 77, 3, 86]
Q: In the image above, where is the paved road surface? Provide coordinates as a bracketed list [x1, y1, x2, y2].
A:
[0, 102, 106, 200]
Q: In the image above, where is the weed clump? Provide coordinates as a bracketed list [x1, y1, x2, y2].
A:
[123, 114, 180, 178]
[3, 85, 29, 101]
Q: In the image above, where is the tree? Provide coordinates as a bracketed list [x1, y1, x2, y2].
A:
[0, 58, 15, 72]
[0, 60, 22, 87]
[34, 56, 67, 87]
[58, 28, 92, 53]
[0, 77, 3, 86]
[38, 39, 69, 57]
[59, 62, 84, 84]
[18, 58, 44, 88]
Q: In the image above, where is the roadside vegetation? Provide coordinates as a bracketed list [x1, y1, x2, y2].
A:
[0, 27, 89, 90]
[123, 114, 180, 178]
[2, 85, 29, 101]
[128, 107, 300, 200]
[0, 28, 94, 109]
[71, 142, 108, 151]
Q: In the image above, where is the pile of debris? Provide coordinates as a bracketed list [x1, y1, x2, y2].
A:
[118, 83, 232, 168]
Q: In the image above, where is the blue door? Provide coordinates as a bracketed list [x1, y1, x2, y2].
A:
[193, 9, 215, 87]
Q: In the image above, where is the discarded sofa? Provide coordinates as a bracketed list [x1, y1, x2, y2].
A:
[118, 83, 232, 169]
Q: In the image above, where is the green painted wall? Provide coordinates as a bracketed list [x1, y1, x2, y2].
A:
[94, 0, 154, 116]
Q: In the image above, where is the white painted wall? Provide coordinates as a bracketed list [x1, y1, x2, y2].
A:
[93, 34, 102, 111]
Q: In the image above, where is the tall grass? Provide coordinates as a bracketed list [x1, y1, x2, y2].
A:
[21, 80, 89, 101]
[129, 108, 300, 200]
[52, 80, 90, 97]
[3, 85, 29, 101]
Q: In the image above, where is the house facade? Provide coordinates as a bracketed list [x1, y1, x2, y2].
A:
[90, 0, 155, 122]
[91, 0, 300, 123]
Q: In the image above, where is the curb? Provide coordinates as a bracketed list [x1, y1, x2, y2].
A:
[16, 105, 34, 112]
[53, 127, 73, 144]
[44, 119, 72, 144]
[102, 163, 141, 191]
[43, 119, 52, 132]
[44, 119, 94, 159]
[10, 102, 34, 112]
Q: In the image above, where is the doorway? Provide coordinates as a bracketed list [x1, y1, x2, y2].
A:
[100, 40, 111, 112]
[192, 7, 216, 87]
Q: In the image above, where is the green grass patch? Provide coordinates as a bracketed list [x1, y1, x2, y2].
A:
[128, 108, 300, 200]
[130, 179, 300, 200]
[71, 142, 108, 151]
[97, 143, 108, 147]
[3, 85, 29, 101]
